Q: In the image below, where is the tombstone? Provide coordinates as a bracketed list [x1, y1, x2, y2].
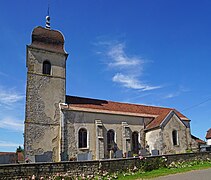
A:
[0, 153, 16, 164]
[77, 152, 92, 161]
[25, 155, 35, 163]
[35, 151, 53, 162]
[139, 149, 147, 156]
[127, 151, 133, 157]
[207, 146, 211, 152]
[151, 149, 159, 156]
[115, 150, 123, 158]
[200, 145, 211, 152]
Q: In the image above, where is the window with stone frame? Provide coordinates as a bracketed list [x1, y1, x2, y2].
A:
[78, 128, 87, 148]
[125, 127, 130, 138]
[97, 126, 103, 138]
[132, 131, 139, 154]
[172, 130, 178, 146]
[43, 60, 51, 75]
[107, 129, 115, 151]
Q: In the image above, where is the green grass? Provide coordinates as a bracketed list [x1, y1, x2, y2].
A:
[117, 162, 211, 180]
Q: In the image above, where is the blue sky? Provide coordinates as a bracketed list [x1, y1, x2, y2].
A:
[0, 0, 211, 151]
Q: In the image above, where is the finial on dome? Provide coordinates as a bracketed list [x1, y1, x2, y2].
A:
[45, 4, 50, 29]
[46, 16, 50, 29]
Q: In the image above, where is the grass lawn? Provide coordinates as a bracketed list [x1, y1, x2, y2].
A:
[118, 162, 211, 179]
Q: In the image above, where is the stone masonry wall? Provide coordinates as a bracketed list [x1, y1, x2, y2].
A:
[25, 47, 67, 162]
[62, 110, 146, 160]
[162, 114, 190, 154]
[0, 152, 211, 179]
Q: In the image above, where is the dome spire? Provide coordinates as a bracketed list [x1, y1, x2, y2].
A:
[45, 3, 50, 29]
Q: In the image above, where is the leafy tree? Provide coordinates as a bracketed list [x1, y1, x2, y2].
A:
[16, 146, 24, 152]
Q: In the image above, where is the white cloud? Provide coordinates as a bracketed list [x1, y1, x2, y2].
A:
[107, 43, 142, 67]
[164, 86, 190, 99]
[0, 117, 24, 132]
[0, 87, 24, 106]
[164, 93, 179, 99]
[0, 140, 22, 147]
[112, 73, 161, 91]
[96, 40, 161, 91]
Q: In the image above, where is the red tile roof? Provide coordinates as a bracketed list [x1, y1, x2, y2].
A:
[206, 128, 211, 139]
[65, 96, 189, 129]
[0, 152, 16, 155]
[191, 135, 206, 144]
[146, 110, 171, 130]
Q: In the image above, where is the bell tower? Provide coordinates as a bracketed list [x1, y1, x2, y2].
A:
[24, 20, 68, 162]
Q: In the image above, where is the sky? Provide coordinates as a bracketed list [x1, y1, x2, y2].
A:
[0, 0, 211, 152]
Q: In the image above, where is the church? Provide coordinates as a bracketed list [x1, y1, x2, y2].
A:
[24, 20, 199, 162]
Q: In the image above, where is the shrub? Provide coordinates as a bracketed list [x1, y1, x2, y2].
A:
[140, 157, 167, 172]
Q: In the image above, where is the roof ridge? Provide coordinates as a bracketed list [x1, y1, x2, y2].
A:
[66, 95, 173, 110]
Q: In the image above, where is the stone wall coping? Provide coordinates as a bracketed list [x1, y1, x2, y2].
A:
[1, 152, 211, 168]
[1, 152, 211, 179]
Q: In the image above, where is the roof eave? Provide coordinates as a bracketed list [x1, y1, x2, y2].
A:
[144, 126, 160, 132]
[62, 106, 158, 118]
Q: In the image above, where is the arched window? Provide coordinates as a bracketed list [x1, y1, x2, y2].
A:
[107, 129, 115, 151]
[78, 128, 87, 148]
[132, 131, 139, 154]
[172, 130, 178, 146]
[43, 61, 51, 75]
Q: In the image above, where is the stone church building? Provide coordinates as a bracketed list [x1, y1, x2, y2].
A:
[24, 25, 198, 162]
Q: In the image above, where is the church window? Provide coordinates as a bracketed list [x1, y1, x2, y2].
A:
[43, 60, 51, 75]
[132, 131, 139, 154]
[78, 128, 87, 148]
[172, 130, 178, 146]
[125, 127, 130, 138]
[107, 129, 115, 151]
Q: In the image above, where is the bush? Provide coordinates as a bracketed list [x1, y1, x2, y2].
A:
[140, 157, 167, 172]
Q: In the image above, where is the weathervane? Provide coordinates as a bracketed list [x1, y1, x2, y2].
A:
[45, 3, 50, 29]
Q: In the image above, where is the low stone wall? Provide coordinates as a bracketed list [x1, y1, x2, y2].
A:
[165, 151, 211, 164]
[0, 152, 211, 179]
